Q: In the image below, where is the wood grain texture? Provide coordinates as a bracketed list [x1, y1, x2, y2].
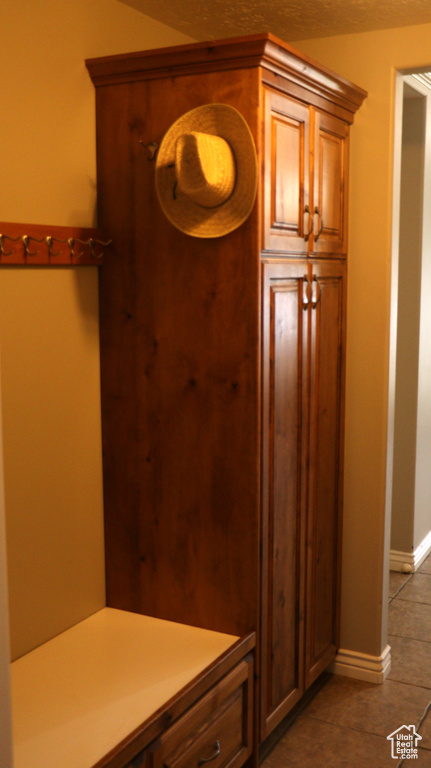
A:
[88, 34, 364, 753]
[85, 33, 367, 122]
[95, 66, 261, 637]
[263, 90, 310, 255]
[260, 261, 308, 738]
[311, 112, 349, 257]
[305, 259, 346, 687]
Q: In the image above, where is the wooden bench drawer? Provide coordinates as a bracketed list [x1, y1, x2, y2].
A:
[146, 656, 253, 768]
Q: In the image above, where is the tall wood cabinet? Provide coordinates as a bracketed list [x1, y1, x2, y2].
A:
[86, 33, 366, 749]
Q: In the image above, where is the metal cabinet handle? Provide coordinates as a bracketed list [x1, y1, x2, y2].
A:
[304, 205, 313, 241]
[302, 275, 311, 310]
[314, 207, 324, 241]
[198, 740, 221, 766]
[311, 275, 321, 309]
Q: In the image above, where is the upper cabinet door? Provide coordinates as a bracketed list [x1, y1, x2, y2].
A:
[263, 89, 310, 256]
[311, 111, 349, 257]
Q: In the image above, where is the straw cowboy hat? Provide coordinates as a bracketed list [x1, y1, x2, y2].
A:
[155, 103, 258, 238]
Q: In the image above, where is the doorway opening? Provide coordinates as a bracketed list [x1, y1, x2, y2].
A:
[387, 69, 431, 579]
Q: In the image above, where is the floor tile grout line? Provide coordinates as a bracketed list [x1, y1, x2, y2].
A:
[417, 697, 431, 733]
[412, 699, 431, 763]
[392, 596, 431, 607]
[298, 711, 424, 746]
[388, 631, 431, 644]
[389, 573, 413, 603]
[387, 675, 431, 691]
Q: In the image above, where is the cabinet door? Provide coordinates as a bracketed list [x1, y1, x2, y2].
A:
[263, 89, 310, 255]
[260, 261, 308, 738]
[305, 260, 346, 686]
[311, 112, 349, 256]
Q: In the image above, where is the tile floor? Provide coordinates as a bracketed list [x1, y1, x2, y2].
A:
[261, 554, 431, 767]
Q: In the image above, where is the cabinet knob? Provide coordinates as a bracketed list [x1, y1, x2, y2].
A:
[198, 740, 221, 766]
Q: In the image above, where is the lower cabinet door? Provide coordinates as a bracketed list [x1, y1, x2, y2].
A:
[146, 658, 253, 768]
[260, 260, 309, 738]
[305, 260, 346, 686]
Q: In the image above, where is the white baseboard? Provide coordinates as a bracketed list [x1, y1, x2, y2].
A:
[328, 644, 391, 684]
[390, 529, 431, 573]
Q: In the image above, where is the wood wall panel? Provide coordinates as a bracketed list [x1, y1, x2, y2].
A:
[95, 67, 262, 638]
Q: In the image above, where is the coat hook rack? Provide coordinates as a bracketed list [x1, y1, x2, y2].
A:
[0, 223, 112, 266]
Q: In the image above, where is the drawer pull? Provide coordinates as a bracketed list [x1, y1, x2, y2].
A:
[198, 740, 221, 766]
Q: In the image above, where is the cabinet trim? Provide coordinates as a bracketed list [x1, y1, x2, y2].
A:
[86, 33, 367, 124]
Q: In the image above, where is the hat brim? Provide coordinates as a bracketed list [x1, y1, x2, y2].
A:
[155, 104, 257, 239]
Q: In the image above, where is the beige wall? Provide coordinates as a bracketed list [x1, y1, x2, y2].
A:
[0, 370, 12, 766]
[0, 0, 193, 661]
[293, 23, 431, 656]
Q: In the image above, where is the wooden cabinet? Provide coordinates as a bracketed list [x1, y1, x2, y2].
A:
[305, 259, 346, 687]
[260, 258, 346, 736]
[263, 90, 310, 255]
[260, 261, 307, 733]
[146, 657, 253, 768]
[263, 88, 349, 257]
[86, 32, 366, 754]
[312, 114, 349, 256]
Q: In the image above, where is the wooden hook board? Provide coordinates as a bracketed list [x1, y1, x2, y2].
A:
[0, 222, 111, 266]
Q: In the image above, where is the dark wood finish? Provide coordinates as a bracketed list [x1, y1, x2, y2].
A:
[146, 656, 253, 768]
[259, 258, 346, 732]
[87, 33, 365, 755]
[94, 65, 261, 638]
[93, 635, 255, 768]
[305, 260, 346, 687]
[260, 261, 308, 737]
[0, 221, 108, 266]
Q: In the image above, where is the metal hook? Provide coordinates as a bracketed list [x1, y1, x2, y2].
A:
[67, 238, 78, 259]
[74, 238, 92, 259]
[22, 235, 39, 257]
[139, 141, 159, 160]
[0, 232, 112, 261]
[0, 234, 20, 257]
[45, 236, 64, 258]
[87, 238, 111, 259]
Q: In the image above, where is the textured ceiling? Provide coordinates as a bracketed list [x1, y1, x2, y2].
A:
[119, 0, 431, 41]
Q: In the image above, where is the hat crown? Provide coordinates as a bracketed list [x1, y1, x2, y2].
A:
[155, 103, 257, 238]
[175, 132, 236, 208]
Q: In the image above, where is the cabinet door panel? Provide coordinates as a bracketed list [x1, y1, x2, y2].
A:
[263, 90, 310, 255]
[312, 113, 348, 256]
[260, 261, 308, 737]
[305, 261, 345, 685]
